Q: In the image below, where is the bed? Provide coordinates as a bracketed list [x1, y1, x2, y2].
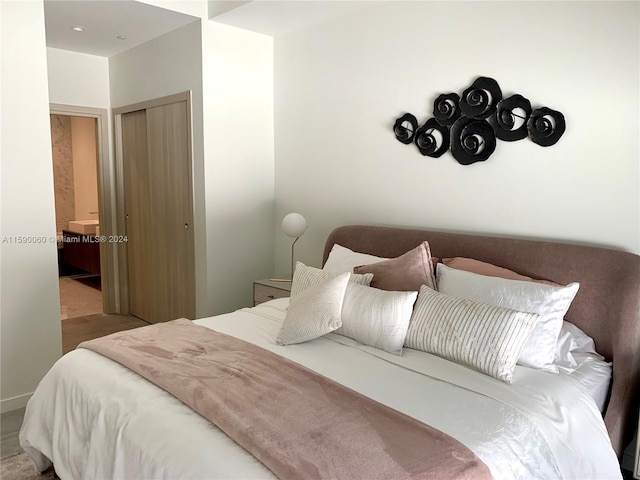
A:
[20, 224, 640, 479]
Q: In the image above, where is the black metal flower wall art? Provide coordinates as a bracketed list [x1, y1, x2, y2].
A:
[459, 77, 502, 120]
[415, 118, 450, 157]
[393, 113, 418, 144]
[489, 94, 532, 141]
[433, 93, 461, 126]
[450, 117, 497, 165]
[393, 76, 566, 165]
[527, 107, 566, 147]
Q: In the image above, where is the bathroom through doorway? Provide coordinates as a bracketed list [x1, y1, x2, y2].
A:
[49, 103, 117, 321]
[50, 113, 102, 319]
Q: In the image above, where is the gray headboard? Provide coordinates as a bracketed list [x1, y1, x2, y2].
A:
[323, 224, 640, 456]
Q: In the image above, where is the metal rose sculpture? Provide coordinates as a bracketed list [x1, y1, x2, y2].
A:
[450, 117, 496, 165]
[393, 76, 565, 164]
[489, 94, 532, 141]
[433, 93, 461, 126]
[393, 113, 418, 144]
[527, 107, 566, 147]
[414, 118, 450, 157]
[459, 77, 502, 120]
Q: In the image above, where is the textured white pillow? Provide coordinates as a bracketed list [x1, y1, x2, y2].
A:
[322, 244, 388, 273]
[554, 321, 600, 370]
[290, 262, 373, 299]
[436, 264, 579, 373]
[276, 273, 350, 345]
[336, 282, 417, 355]
[406, 286, 539, 383]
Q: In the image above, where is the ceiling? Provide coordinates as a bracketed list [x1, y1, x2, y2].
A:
[44, 1, 199, 57]
[44, 0, 370, 58]
[210, 1, 370, 37]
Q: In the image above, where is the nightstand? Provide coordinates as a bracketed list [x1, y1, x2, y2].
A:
[253, 279, 292, 306]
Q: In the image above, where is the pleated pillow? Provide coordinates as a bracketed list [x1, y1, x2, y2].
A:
[436, 264, 579, 373]
[405, 286, 539, 383]
[336, 283, 418, 355]
[290, 262, 373, 299]
[276, 273, 350, 345]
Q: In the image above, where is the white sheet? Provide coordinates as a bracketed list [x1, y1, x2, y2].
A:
[554, 320, 612, 412]
[20, 299, 621, 479]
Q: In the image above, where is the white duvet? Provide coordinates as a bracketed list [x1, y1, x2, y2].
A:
[20, 299, 622, 479]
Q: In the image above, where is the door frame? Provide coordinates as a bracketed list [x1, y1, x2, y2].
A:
[113, 91, 194, 314]
[49, 103, 117, 313]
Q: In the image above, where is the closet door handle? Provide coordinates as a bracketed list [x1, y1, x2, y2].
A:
[184, 223, 189, 230]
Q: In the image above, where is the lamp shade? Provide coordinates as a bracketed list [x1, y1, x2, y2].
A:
[282, 213, 307, 238]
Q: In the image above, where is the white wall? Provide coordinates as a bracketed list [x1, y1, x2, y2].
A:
[0, 1, 63, 412]
[47, 48, 110, 108]
[110, 19, 274, 317]
[201, 21, 274, 314]
[109, 21, 203, 108]
[138, 0, 207, 19]
[273, 1, 640, 273]
[109, 20, 209, 316]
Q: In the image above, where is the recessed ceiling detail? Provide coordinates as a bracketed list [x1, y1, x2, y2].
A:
[44, 0, 198, 57]
[45, 1, 376, 57]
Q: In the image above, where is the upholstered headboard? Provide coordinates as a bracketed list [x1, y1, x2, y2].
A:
[323, 225, 640, 456]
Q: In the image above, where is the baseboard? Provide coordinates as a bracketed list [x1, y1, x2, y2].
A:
[0, 393, 32, 414]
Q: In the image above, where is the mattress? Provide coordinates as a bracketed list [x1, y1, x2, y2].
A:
[20, 298, 621, 479]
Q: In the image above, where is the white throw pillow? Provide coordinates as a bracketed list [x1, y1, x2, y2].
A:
[336, 282, 417, 356]
[322, 244, 388, 273]
[436, 264, 579, 373]
[276, 273, 350, 345]
[290, 262, 373, 299]
[406, 286, 539, 383]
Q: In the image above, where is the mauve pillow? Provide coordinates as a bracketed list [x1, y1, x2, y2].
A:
[354, 241, 437, 292]
[442, 257, 559, 286]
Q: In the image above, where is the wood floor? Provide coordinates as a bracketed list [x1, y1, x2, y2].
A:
[62, 312, 149, 354]
[1, 408, 25, 457]
[58, 275, 149, 353]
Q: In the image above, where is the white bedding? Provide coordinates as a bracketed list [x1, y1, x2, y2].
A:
[20, 298, 621, 479]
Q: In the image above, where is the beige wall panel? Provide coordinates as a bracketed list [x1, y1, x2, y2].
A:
[122, 110, 157, 322]
[146, 101, 195, 321]
[121, 96, 195, 324]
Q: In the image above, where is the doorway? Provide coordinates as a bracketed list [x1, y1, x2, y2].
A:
[50, 113, 102, 318]
[49, 104, 117, 316]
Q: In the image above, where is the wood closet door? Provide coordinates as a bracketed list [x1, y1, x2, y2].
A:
[122, 100, 195, 323]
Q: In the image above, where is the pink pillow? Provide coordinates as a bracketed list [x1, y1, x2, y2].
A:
[442, 257, 559, 286]
[354, 242, 437, 292]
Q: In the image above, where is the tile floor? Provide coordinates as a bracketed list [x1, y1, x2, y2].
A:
[59, 276, 103, 319]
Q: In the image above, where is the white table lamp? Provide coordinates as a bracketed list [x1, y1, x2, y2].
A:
[273, 213, 307, 282]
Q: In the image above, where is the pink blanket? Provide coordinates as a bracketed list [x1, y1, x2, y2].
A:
[79, 319, 493, 480]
